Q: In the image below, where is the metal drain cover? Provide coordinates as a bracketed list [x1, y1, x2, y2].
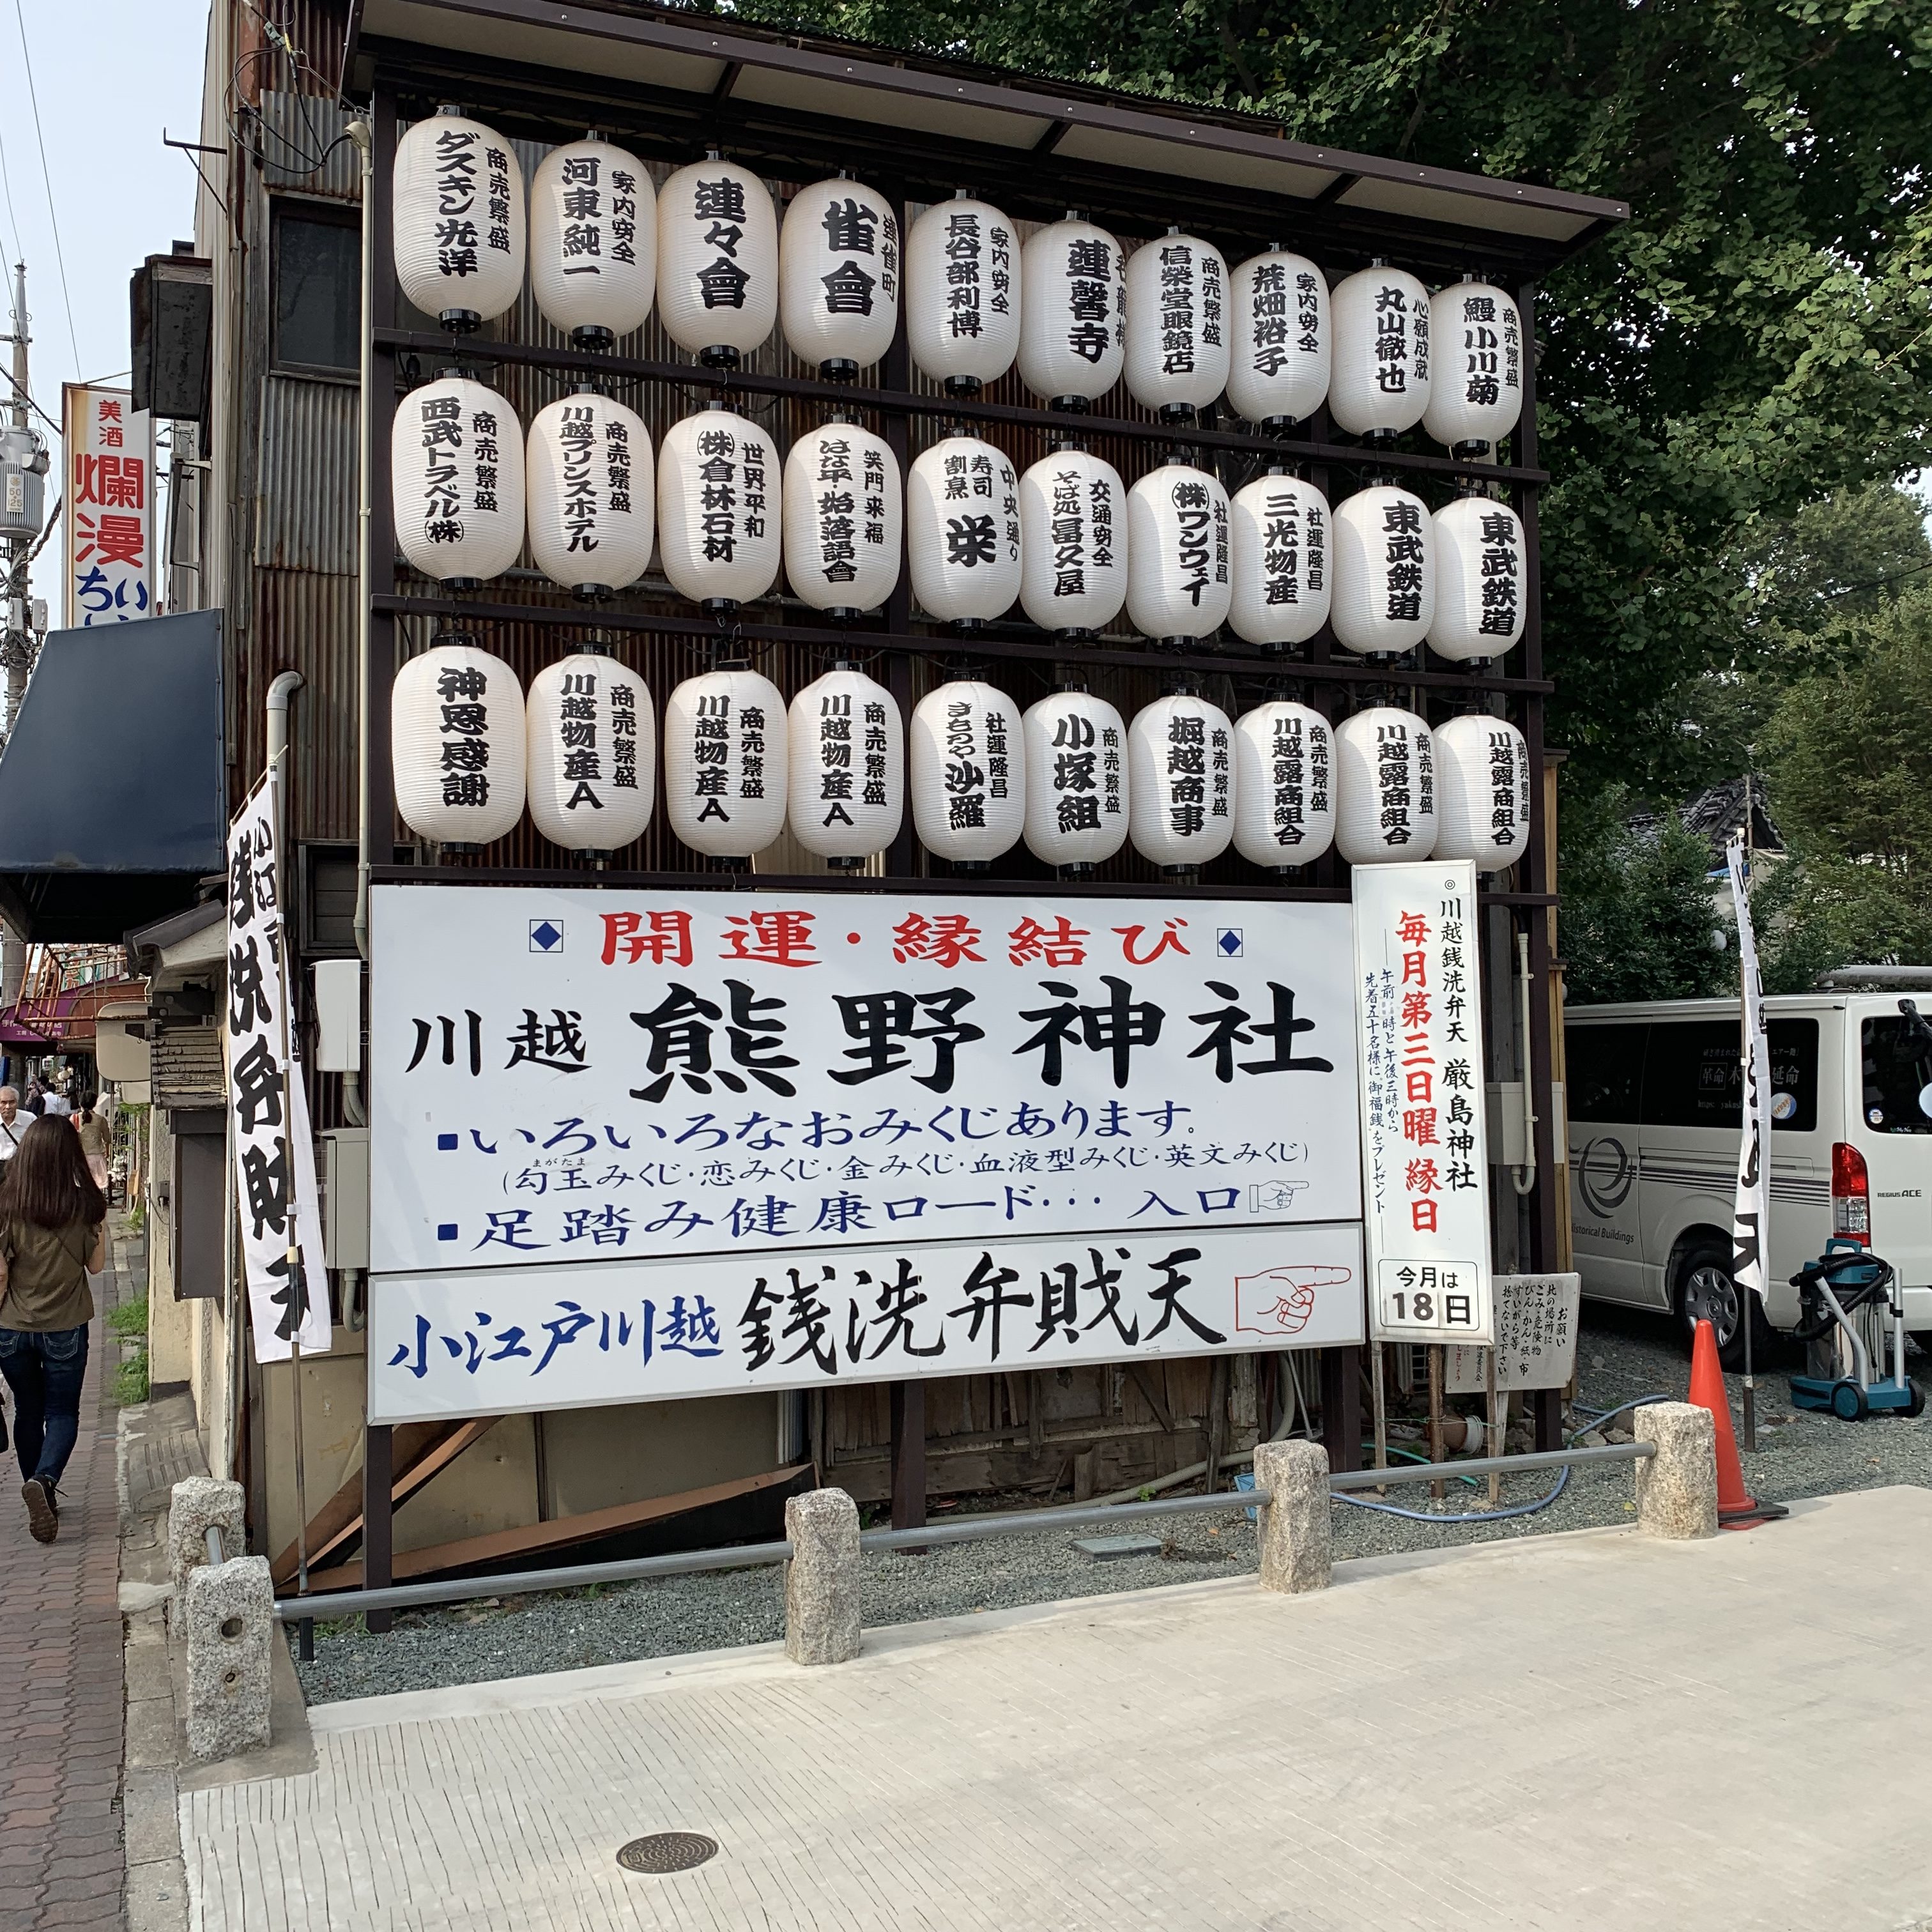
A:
[617, 1832, 719, 1875]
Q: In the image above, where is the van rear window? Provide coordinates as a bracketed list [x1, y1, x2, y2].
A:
[1639, 1018, 1818, 1131]
[1565, 1024, 1646, 1123]
[1860, 1016, 1932, 1135]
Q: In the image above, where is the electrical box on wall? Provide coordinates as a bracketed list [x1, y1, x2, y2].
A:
[323, 1128, 369, 1270]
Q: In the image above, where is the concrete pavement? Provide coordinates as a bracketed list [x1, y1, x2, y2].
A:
[176, 1485, 1932, 1931]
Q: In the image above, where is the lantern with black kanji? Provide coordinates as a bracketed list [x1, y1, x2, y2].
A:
[910, 680, 1024, 866]
[780, 176, 899, 379]
[1227, 247, 1329, 429]
[1124, 230, 1230, 421]
[1233, 700, 1335, 870]
[1126, 459, 1230, 645]
[1022, 685, 1129, 872]
[1433, 711, 1529, 870]
[392, 639, 526, 847]
[1334, 705, 1437, 864]
[656, 155, 778, 367]
[1328, 264, 1432, 439]
[1429, 491, 1525, 663]
[529, 135, 655, 348]
[657, 403, 781, 610]
[1018, 445, 1128, 636]
[1331, 484, 1434, 657]
[1128, 689, 1236, 873]
[1422, 281, 1524, 456]
[526, 390, 653, 597]
[526, 652, 655, 853]
[1018, 216, 1125, 408]
[783, 418, 902, 617]
[905, 192, 1020, 394]
[663, 665, 788, 859]
[788, 664, 905, 866]
[390, 372, 525, 587]
[393, 106, 526, 330]
[1229, 470, 1330, 648]
[908, 434, 1020, 627]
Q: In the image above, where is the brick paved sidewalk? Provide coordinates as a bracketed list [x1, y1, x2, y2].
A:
[0, 1303, 127, 1932]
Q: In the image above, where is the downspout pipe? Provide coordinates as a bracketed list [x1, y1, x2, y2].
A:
[347, 114, 375, 965]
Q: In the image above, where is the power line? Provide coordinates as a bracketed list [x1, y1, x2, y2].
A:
[12, 0, 79, 373]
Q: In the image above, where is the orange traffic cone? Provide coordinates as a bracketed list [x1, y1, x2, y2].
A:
[1688, 1319, 1788, 1529]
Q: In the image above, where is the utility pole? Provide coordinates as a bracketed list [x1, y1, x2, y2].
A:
[0, 261, 39, 1007]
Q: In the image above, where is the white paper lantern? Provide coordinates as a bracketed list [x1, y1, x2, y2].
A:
[1334, 706, 1437, 864]
[1229, 472, 1330, 648]
[1022, 686, 1129, 870]
[906, 193, 1019, 392]
[525, 652, 654, 852]
[392, 373, 525, 586]
[392, 641, 526, 846]
[1018, 447, 1128, 634]
[1018, 217, 1126, 406]
[1434, 712, 1530, 870]
[393, 107, 526, 328]
[1234, 701, 1335, 868]
[1227, 248, 1329, 427]
[1128, 691, 1236, 872]
[1430, 493, 1526, 663]
[783, 419, 902, 615]
[657, 157, 778, 366]
[1329, 265, 1432, 438]
[908, 435, 1020, 625]
[910, 680, 1023, 866]
[788, 666, 904, 864]
[1126, 461, 1231, 643]
[526, 391, 653, 595]
[781, 176, 899, 377]
[656, 404, 781, 609]
[663, 666, 788, 859]
[1422, 282, 1524, 454]
[1331, 485, 1434, 656]
[1124, 231, 1230, 418]
[529, 137, 654, 346]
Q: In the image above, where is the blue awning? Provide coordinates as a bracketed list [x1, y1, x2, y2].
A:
[0, 609, 225, 940]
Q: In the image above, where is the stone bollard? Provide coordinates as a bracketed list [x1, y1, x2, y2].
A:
[1633, 1400, 1719, 1540]
[1253, 1439, 1333, 1595]
[784, 1487, 862, 1666]
[167, 1476, 245, 1597]
[184, 1555, 275, 1761]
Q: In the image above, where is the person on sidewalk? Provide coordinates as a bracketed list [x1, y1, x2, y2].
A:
[0, 1087, 29, 1163]
[75, 1095, 112, 1195]
[0, 1117, 106, 1543]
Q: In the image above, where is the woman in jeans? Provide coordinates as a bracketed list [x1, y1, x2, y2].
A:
[0, 1117, 106, 1542]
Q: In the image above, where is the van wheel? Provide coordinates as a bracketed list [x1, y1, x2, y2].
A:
[1675, 1239, 1772, 1372]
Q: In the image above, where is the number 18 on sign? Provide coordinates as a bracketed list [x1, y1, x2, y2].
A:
[1352, 861, 1493, 1344]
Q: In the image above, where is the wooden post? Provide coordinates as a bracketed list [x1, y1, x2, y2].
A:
[889, 1379, 926, 1537]
[1427, 1344, 1445, 1500]
[362, 1422, 394, 1634]
[1319, 1346, 1362, 1472]
[1200, 1356, 1229, 1494]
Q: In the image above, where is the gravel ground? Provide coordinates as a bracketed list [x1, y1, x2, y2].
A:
[293, 1303, 1932, 1705]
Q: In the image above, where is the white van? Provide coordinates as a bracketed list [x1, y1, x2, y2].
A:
[1565, 977, 1932, 1366]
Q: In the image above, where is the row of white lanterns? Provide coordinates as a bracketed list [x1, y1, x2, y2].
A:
[394, 381, 1526, 661]
[393, 644, 1531, 874]
[395, 109, 1522, 448]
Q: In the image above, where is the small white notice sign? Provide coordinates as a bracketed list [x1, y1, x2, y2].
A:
[1446, 1272, 1579, 1394]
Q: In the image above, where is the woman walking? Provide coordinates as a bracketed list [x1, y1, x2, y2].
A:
[76, 1096, 112, 1198]
[0, 1117, 106, 1542]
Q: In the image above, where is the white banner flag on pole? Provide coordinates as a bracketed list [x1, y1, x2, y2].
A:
[1726, 836, 1772, 1302]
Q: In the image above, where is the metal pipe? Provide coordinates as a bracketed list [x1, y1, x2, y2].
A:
[860, 1486, 1261, 1553]
[204, 1524, 224, 1567]
[1330, 1441, 1647, 1492]
[266, 670, 303, 777]
[348, 114, 375, 964]
[1512, 928, 1538, 1195]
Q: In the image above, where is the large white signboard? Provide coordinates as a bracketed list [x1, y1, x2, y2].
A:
[63, 383, 153, 626]
[369, 885, 1361, 1268]
[1353, 860, 1494, 1344]
[367, 884, 1366, 1419]
[369, 1220, 1364, 1423]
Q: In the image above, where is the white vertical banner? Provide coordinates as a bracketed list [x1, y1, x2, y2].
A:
[1727, 837, 1772, 1301]
[225, 771, 330, 1361]
[62, 383, 154, 626]
[1353, 859, 1494, 1344]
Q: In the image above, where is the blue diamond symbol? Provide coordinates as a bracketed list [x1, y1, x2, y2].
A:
[1216, 927, 1244, 958]
[529, 919, 563, 953]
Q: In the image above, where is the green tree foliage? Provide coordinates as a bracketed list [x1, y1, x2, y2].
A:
[704, 0, 1932, 786]
[1559, 785, 1731, 1006]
